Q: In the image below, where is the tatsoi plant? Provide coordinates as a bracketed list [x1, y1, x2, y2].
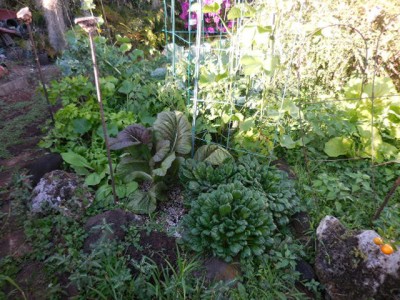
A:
[110, 111, 191, 213]
[236, 156, 299, 227]
[182, 182, 276, 262]
[181, 155, 300, 227]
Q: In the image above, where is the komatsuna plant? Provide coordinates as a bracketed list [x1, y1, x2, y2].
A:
[110, 111, 191, 213]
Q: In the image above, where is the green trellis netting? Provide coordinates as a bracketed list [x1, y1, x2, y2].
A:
[163, 0, 400, 212]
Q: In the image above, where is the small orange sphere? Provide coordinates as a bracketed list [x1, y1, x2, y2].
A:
[373, 237, 384, 245]
[380, 244, 394, 255]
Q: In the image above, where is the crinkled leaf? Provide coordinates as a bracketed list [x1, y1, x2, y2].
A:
[153, 111, 191, 155]
[219, 204, 232, 216]
[109, 124, 152, 150]
[229, 244, 242, 255]
[126, 190, 156, 214]
[194, 145, 232, 165]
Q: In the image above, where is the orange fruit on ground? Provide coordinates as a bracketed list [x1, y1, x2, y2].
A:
[380, 244, 394, 255]
[373, 237, 384, 245]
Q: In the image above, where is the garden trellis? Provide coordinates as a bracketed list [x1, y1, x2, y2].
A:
[164, 0, 400, 221]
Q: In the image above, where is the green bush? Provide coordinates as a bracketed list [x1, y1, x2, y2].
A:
[182, 181, 277, 262]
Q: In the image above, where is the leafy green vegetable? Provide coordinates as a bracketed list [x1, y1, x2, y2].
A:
[193, 145, 233, 165]
[112, 111, 191, 214]
[182, 181, 276, 262]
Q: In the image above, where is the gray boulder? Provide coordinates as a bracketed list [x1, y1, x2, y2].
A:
[315, 216, 400, 300]
[30, 170, 92, 218]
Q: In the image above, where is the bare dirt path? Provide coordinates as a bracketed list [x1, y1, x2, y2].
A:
[0, 62, 60, 188]
[0, 61, 61, 299]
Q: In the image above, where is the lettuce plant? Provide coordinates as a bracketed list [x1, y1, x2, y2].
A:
[110, 111, 191, 213]
[182, 181, 276, 262]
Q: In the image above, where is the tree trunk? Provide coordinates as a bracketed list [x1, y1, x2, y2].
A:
[35, 0, 67, 52]
[152, 0, 162, 10]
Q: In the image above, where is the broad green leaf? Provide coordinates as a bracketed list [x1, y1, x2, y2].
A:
[152, 140, 171, 163]
[324, 137, 354, 157]
[95, 184, 112, 202]
[116, 34, 130, 43]
[227, 7, 240, 20]
[96, 123, 118, 138]
[221, 113, 231, 124]
[126, 181, 139, 196]
[280, 135, 297, 149]
[85, 172, 105, 186]
[152, 153, 176, 177]
[240, 55, 263, 76]
[74, 166, 90, 176]
[61, 152, 93, 169]
[243, 4, 256, 17]
[194, 145, 232, 165]
[257, 25, 272, 33]
[153, 111, 191, 155]
[72, 118, 91, 134]
[215, 72, 228, 82]
[239, 118, 255, 131]
[130, 49, 144, 61]
[116, 185, 126, 198]
[203, 2, 220, 13]
[150, 182, 167, 202]
[118, 80, 135, 94]
[120, 43, 132, 54]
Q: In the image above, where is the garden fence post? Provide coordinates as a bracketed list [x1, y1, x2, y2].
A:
[74, 16, 118, 205]
[16, 7, 55, 124]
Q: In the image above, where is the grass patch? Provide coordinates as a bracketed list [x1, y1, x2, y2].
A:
[0, 95, 48, 159]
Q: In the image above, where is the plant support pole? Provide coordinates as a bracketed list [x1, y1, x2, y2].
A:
[75, 17, 118, 204]
[16, 7, 54, 124]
